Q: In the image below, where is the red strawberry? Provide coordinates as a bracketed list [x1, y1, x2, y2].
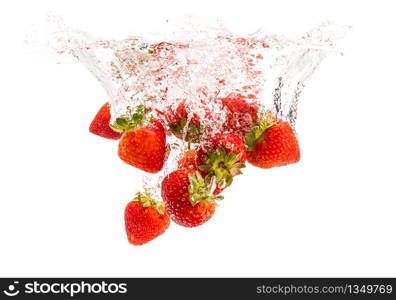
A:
[166, 100, 202, 143]
[196, 133, 246, 192]
[113, 105, 168, 173]
[245, 116, 300, 168]
[161, 169, 222, 227]
[178, 150, 197, 170]
[221, 93, 259, 135]
[125, 193, 170, 245]
[89, 102, 122, 140]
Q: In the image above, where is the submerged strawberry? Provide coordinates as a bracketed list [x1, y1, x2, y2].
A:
[221, 93, 259, 135]
[112, 105, 168, 173]
[196, 133, 246, 192]
[178, 149, 197, 170]
[125, 193, 170, 245]
[245, 114, 300, 168]
[166, 100, 203, 143]
[161, 169, 222, 227]
[89, 102, 122, 140]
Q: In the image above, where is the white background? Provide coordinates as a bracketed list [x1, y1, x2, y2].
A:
[1, 0, 395, 277]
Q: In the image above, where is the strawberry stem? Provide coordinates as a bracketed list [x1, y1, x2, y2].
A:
[187, 171, 224, 206]
[244, 116, 277, 151]
[134, 192, 165, 214]
[168, 118, 202, 143]
[198, 147, 246, 188]
[110, 105, 147, 132]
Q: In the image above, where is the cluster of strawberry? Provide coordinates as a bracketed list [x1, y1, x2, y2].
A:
[89, 94, 300, 245]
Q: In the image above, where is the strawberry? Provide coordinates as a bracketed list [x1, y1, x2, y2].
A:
[221, 93, 259, 135]
[89, 102, 122, 140]
[245, 115, 300, 168]
[125, 193, 170, 245]
[112, 105, 168, 173]
[178, 149, 197, 170]
[161, 169, 222, 227]
[166, 100, 202, 143]
[196, 133, 246, 192]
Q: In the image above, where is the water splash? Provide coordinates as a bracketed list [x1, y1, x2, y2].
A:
[28, 16, 349, 197]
